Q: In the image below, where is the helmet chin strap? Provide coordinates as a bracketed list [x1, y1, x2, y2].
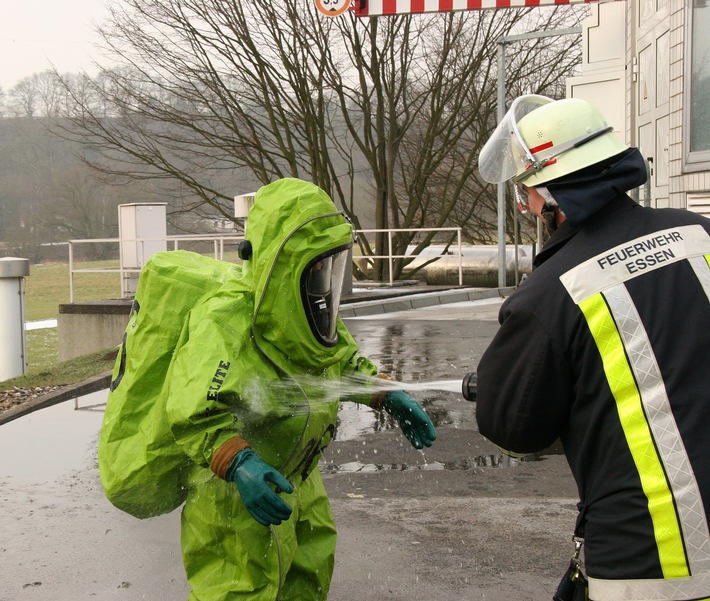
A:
[541, 203, 559, 232]
[537, 186, 561, 232]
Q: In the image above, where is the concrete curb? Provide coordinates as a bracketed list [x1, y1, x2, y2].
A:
[340, 286, 514, 317]
[0, 370, 113, 426]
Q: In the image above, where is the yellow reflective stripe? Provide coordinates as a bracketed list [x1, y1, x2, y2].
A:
[579, 292, 689, 578]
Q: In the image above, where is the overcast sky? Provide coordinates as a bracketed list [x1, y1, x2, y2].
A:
[1, 0, 110, 92]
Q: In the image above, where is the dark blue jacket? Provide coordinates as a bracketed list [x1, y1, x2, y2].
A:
[477, 190, 710, 597]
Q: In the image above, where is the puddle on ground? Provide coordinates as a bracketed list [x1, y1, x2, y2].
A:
[0, 390, 106, 485]
[0, 387, 558, 482]
[320, 453, 549, 474]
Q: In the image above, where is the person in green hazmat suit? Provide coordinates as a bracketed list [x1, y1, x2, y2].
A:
[164, 178, 436, 601]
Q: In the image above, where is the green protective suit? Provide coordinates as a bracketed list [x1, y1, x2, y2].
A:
[164, 179, 378, 601]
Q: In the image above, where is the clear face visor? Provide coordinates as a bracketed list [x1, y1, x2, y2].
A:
[478, 95, 555, 184]
[513, 184, 557, 215]
[302, 248, 349, 345]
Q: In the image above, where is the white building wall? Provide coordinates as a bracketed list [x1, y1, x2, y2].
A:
[669, 0, 710, 211]
[563, 0, 710, 211]
[567, 2, 626, 134]
[622, 0, 710, 210]
[625, 0, 634, 147]
[668, 0, 686, 209]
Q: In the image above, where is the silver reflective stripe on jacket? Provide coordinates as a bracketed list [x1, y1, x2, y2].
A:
[588, 571, 710, 600]
[560, 225, 710, 305]
[560, 225, 710, 601]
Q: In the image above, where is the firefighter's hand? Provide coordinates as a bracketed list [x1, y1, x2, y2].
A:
[226, 448, 294, 526]
[383, 391, 437, 449]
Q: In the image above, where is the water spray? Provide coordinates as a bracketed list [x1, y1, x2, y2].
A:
[262, 373, 466, 404]
[239, 373, 476, 416]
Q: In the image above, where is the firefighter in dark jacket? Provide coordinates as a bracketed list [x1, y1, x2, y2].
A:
[473, 95, 710, 601]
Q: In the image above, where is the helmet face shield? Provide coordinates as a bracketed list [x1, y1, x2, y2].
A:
[301, 246, 350, 346]
[478, 95, 554, 184]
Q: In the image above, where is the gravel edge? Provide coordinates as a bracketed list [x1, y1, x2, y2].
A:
[0, 371, 113, 426]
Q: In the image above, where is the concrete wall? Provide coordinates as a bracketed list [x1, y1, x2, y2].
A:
[57, 300, 132, 362]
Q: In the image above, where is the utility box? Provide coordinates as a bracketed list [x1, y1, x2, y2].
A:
[0, 257, 30, 382]
[118, 203, 168, 296]
[234, 193, 256, 219]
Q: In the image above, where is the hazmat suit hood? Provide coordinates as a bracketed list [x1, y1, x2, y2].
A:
[242, 178, 355, 372]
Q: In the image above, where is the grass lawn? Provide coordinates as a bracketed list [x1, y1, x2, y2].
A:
[25, 261, 123, 321]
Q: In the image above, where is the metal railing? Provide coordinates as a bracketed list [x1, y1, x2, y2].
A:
[355, 227, 463, 286]
[67, 227, 464, 302]
[68, 235, 244, 302]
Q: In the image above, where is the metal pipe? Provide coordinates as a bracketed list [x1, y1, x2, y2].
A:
[388, 230, 394, 286]
[497, 41, 507, 288]
[457, 228, 463, 286]
[644, 157, 653, 207]
[69, 242, 75, 303]
[495, 27, 582, 287]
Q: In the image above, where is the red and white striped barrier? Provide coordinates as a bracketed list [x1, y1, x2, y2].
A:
[354, 0, 619, 17]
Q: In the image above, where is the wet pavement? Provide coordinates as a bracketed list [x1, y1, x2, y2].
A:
[0, 293, 579, 601]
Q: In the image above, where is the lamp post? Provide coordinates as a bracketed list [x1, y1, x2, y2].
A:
[495, 27, 582, 287]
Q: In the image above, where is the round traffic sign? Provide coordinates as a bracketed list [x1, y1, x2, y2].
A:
[314, 0, 351, 17]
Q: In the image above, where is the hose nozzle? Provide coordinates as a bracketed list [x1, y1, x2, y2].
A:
[461, 372, 477, 402]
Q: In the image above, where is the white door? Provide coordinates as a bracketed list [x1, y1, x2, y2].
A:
[634, 0, 670, 207]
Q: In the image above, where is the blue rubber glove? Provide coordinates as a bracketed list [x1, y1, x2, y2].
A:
[383, 391, 437, 449]
[226, 448, 294, 527]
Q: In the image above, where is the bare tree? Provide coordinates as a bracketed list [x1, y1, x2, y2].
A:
[8, 76, 38, 118]
[44, 166, 117, 239]
[60, 0, 585, 280]
[0, 111, 173, 261]
[33, 71, 66, 117]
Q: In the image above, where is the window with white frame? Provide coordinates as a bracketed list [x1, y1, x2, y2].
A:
[685, 0, 710, 170]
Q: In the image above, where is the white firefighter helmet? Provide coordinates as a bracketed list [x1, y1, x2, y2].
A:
[478, 95, 628, 187]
